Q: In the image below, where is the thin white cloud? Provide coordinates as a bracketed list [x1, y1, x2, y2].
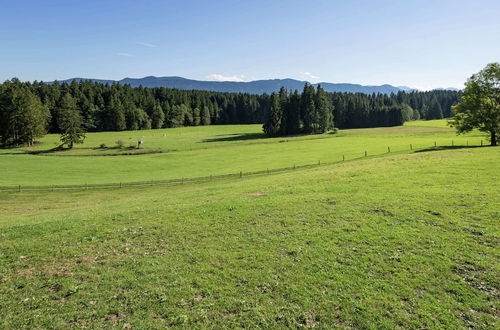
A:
[206, 74, 246, 82]
[136, 42, 156, 48]
[300, 71, 320, 80]
[117, 52, 134, 57]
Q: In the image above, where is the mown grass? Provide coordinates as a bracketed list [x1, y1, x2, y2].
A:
[0, 147, 498, 328]
[0, 123, 486, 187]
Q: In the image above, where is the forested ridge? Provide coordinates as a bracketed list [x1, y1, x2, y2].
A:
[0, 78, 459, 146]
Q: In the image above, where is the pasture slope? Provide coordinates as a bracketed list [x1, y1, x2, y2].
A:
[0, 121, 498, 328]
[0, 120, 487, 187]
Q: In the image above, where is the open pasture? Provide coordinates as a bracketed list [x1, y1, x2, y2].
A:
[0, 121, 485, 187]
[0, 147, 498, 328]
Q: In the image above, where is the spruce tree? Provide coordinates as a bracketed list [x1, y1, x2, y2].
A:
[284, 90, 301, 135]
[263, 93, 282, 137]
[315, 85, 333, 132]
[300, 84, 316, 133]
[57, 93, 86, 148]
[151, 103, 165, 129]
[0, 80, 48, 146]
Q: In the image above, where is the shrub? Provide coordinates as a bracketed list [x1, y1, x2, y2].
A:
[99, 143, 107, 149]
[115, 140, 124, 148]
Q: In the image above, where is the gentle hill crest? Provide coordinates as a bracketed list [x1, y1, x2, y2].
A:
[54, 76, 418, 94]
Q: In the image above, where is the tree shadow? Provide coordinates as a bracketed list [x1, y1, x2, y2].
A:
[202, 133, 267, 143]
[26, 145, 67, 154]
[414, 145, 486, 153]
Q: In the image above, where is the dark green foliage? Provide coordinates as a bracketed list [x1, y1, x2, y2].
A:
[0, 79, 460, 141]
[451, 62, 499, 146]
[263, 93, 282, 137]
[57, 93, 86, 148]
[315, 85, 333, 133]
[0, 79, 48, 146]
[150, 103, 165, 129]
[426, 95, 444, 119]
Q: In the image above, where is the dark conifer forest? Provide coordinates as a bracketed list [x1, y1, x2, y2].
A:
[0, 78, 459, 145]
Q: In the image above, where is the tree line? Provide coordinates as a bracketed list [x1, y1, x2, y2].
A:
[0, 78, 459, 146]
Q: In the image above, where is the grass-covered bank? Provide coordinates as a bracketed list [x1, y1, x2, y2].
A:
[0, 121, 485, 186]
[0, 147, 498, 328]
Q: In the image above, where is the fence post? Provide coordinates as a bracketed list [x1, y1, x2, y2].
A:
[240, 171, 242, 178]
[120, 182, 122, 188]
[18, 185, 21, 193]
[481, 140, 483, 146]
[410, 144, 413, 150]
[434, 141, 437, 147]
[466, 140, 469, 146]
[452, 140, 454, 147]
[388, 146, 390, 153]
[364, 151, 367, 157]
[343, 155, 345, 161]
[294, 164, 296, 170]
[318, 160, 320, 165]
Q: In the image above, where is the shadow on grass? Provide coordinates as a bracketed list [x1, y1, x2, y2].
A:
[202, 133, 267, 143]
[26, 145, 66, 154]
[414, 145, 486, 153]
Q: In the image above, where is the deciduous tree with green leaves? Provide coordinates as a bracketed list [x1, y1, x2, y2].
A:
[451, 62, 499, 146]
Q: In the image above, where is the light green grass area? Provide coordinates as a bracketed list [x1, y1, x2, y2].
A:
[0, 124, 486, 187]
[0, 147, 498, 328]
[404, 119, 452, 128]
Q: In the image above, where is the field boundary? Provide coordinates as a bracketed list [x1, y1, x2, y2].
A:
[0, 139, 490, 192]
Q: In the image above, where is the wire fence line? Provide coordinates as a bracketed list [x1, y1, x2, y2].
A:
[0, 139, 487, 192]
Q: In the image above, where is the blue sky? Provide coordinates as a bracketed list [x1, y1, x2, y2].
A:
[1, 0, 499, 89]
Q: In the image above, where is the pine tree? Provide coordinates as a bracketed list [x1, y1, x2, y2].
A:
[426, 95, 443, 119]
[263, 93, 282, 137]
[151, 103, 165, 129]
[300, 84, 316, 133]
[0, 80, 48, 146]
[278, 87, 289, 135]
[315, 85, 333, 132]
[201, 106, 211, 125]
[284, 90, 301, 135]
[57, 93, 86, 148]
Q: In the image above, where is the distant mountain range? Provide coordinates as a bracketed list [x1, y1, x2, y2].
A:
[53, 76, 457, 95]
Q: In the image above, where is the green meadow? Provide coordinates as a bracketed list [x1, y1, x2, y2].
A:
[0, 143, 498, 328]
[0, 120, 487, 187]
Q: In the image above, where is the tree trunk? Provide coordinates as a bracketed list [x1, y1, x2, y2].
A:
[491, 131, 497, 146]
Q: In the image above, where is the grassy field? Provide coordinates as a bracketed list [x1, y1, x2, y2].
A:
[404, 119, 452, 128]
[0, 146, 498, 328]
[0, 120, 487, 187]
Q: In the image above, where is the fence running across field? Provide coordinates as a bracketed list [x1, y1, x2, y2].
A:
[0, 139, 489, 192]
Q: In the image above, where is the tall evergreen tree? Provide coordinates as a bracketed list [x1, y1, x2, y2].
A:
[300, 84, 316, 133]
[57, 93, 86, 148]
[150, 102, 165, 129]
[315, 85, 334, 133]
[0, 80, 48, 146]
[263, 93, 282, 137]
